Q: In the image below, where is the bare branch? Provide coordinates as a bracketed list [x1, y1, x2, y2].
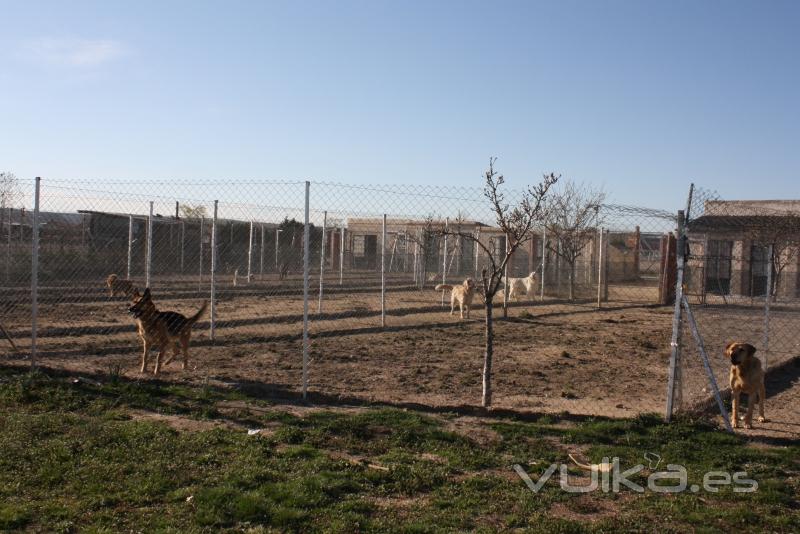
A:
[0, 172, 22, 210]
[543, 179, 607, 300]
[434, 161, 558, 302]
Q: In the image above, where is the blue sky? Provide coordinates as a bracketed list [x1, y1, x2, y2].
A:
[1, 0, 798, 211]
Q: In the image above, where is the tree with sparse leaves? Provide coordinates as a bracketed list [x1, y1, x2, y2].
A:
[545, 180, 606, 301]
[1, 172, 21, 241]
[179, 204, 208, 219]
[404, 215, 442, 289]
[441, 158, 557, 408]
[0, 172, 21, 210]
[746, 214, 800, 300]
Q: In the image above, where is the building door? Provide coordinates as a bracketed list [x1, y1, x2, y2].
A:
[364, 235, 378, 270]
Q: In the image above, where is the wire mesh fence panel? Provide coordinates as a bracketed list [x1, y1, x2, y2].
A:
[1, 179, 37, 340]
[675, 185, 800, 439]
[1, 177, 685, 421]
[302, 182, 678, 416]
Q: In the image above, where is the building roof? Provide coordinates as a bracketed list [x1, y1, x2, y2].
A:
[703, 200, 800, 217]
[77, 209, 279, 227]
[345, 217, 496, 233]
[347, 217, 489, 227]
[688, 214, 800, 234]
[4, 208, 84, 227]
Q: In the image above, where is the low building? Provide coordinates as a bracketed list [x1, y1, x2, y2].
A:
[686, 200, 800, 299]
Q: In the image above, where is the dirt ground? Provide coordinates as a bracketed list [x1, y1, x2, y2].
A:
[2, 277, 798, 441]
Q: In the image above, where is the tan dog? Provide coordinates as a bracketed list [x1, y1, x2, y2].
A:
[128, 288, 207, 375]
[106, 274, 138, 298]
[725, 342, 766, 429]
[505, 272, 538, 301]
[435, 278, 477, 318]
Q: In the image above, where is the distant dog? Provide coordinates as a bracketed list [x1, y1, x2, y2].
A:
[278, 262, 290, 280]
[725, 342, 766, 429]
[106, 274, 137, 299]
[128, 288, 207, 375]
[505, 272, 538, 301]
[435, 278, 477, 319]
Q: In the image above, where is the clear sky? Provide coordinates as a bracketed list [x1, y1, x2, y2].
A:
[1, 0, 798, 211]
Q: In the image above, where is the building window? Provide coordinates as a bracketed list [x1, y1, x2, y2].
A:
[706, 240, 732, 295]
[353, 235, 365, 257]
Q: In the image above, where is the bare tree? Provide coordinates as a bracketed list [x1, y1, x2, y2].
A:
[0, 172, 21, 242]
[0, 172, 21, 210]
[179, 203, 208, 219]
[747, 214, 800, 300]
[404, 215, 440, 289]
[545, 180, 606, 301]
[442, 159, 557, 407]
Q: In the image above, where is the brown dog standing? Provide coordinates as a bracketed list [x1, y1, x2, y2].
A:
[106, 274, 138, 299]
[435, 278, 477, 319]
[129, 288, 207, 375]
[725, 342, 766, 429]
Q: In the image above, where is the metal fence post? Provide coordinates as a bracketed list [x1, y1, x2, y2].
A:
[666, 210, 686, 421]
[210, 201, 218, 341]
[540, 225, 546, 300]
[602, 229, 609, 302]
[412, 239, 418, 286]
[403, 232, 408, 273]
[474, 227, 481, 279]
[381, 214, 387, 327]
[180, 220, 185, 274]
[764, 244, 773, 372]
[275, 228, 280, 272]
[339, 222, 345, 285]
[302, 181, 310, 399]
[441, 218, 448, 306]
[597, 227, 604, 308]
[127, 214, 134, 279]
[198, 216, 204, 288]
[556, 241, 562, 295]
[503, 233, 509, 317]
[146, 201, 154, 287]
[5, 207, 11, 284]
[260, 223, 265, 278]
[247, 220, 254, 284]
[30, 177, 40, 368]
[318, 211, 327, 313]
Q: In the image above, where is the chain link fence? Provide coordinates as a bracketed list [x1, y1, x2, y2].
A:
[2, 177, 685, 420]
[669, 185, 800, 439]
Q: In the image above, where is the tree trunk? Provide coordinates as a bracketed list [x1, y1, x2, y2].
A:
[569, 262, 576, 301]
[482, 298, 494, 408]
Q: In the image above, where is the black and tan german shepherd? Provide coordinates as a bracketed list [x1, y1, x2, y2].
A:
[128, 288, 207, 375]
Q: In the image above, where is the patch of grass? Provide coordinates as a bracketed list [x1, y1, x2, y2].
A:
[1, 364, 798, 532]
[0, 502, 31, 530]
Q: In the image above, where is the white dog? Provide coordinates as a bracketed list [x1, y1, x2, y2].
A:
[505, 272, 538, 301]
